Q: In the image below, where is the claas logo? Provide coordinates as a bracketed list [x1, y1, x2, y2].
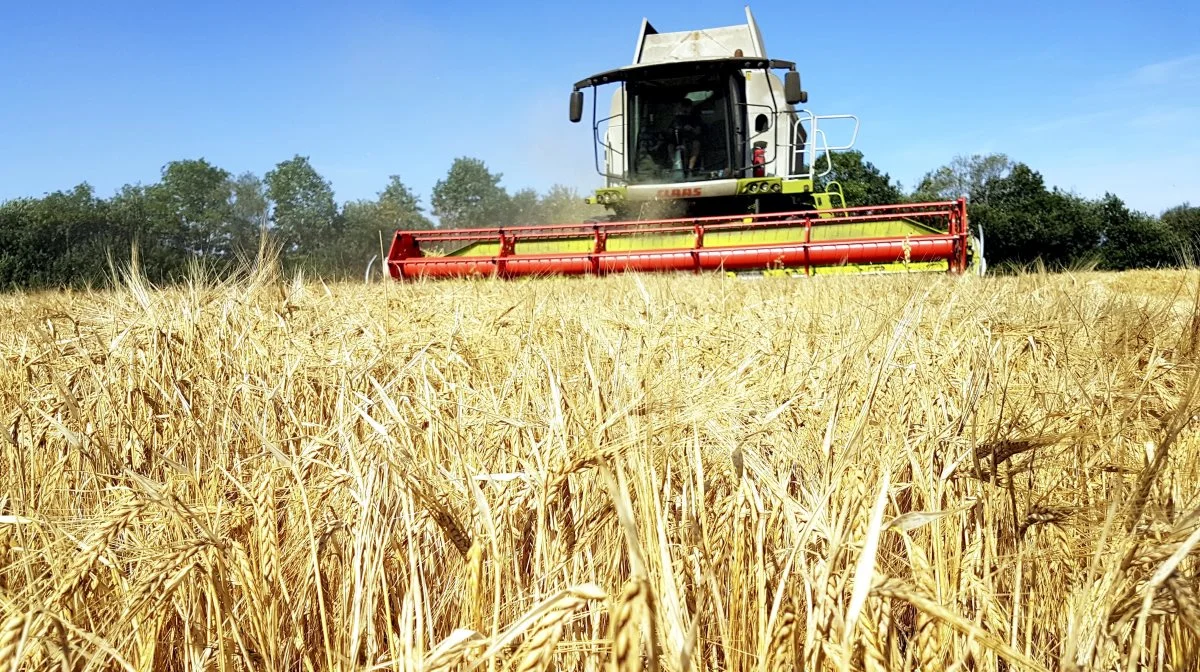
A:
[656, 187, 702, 199]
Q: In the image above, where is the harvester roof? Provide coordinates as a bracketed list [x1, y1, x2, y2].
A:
[572, 56, 796, 91]
[633, 6, 769, 65]
[573, 7, 793, 90]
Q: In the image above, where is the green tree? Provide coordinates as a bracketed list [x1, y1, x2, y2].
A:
[338, 200, 386, 270]
[107, 183, 179, 282]
[913, 153, 1014, 204]
[264, 155, 338, 269]
[0, 184, 113, 288]
[228, 172, 269, 258]
[538, 184, 606, 223]
[0, 197, 43, 287]
[338, 175, 432, 269]
[148, 158, 235, 260]
[1097, 194, 1181, 270]
[431, 157, 511, 229]
[377, 175, 431, 231]
[970, 164, 1102, 269]
[507, 187, 541, 225]
[815, 150, 903, 208]
[1161, 203, 1200, 258]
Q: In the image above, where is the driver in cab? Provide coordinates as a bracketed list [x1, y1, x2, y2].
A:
[672, 98, 704, 176]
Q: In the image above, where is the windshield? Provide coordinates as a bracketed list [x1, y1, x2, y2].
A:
[626, 74, 732, 184]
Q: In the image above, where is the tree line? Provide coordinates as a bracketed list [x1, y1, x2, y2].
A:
[820, 151, 1199, 272]
[0, 151, 1196, 290]
[0, 155, 604, 289]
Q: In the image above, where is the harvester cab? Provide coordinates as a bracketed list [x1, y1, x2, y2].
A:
[384, 7, 982, 281]
[569, 7, 851, 221]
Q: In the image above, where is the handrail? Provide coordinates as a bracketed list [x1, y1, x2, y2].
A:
[407, 216, 957, 245]
[815, 114, 860, 151]
[404, 200, 964, 240]
[790, 110, 813, 178]
[396, 233, 962, 267]
[813, 128, 834, 179]
[737, 101, 783, 170]
[388, 198, 973, 278]
[787, 112, 859, 181]
[593, 111, 626, 182]
[403, 205, 963, 245]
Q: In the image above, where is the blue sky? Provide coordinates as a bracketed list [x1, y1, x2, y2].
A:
[1, 0, 1196, 216]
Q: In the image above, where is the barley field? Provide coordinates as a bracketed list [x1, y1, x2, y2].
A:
[1, 259, 1199, 671]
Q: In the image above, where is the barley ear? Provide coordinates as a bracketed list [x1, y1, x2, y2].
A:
[609, 579, 646, 672]
[253, 470, 280, 586]
[466, 539, 485, 633]
[0, 611, 36, 672]
[1167, 573, 1200, 633]
[514, 589, 592, 672]
[766, 606, 797, 672]
[859, 597, 890, 672]
[407, 475, 472, 557]
[424, 628, 484, 672]
[874, 578, 1051, 672]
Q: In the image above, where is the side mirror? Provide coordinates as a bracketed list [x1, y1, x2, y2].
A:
[784, 71, 807, 105]
[569, 90, 584, 123]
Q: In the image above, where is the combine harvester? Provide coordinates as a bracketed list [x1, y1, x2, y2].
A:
[386, 7, 981, 280]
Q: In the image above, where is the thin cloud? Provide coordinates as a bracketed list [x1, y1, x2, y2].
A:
[1131, 105, 1200, 130]
[1131, 54, 1200, 86]
[1028, 108, 1123, 133]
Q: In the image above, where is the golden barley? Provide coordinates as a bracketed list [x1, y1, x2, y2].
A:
[1, 261, 1199, 670]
